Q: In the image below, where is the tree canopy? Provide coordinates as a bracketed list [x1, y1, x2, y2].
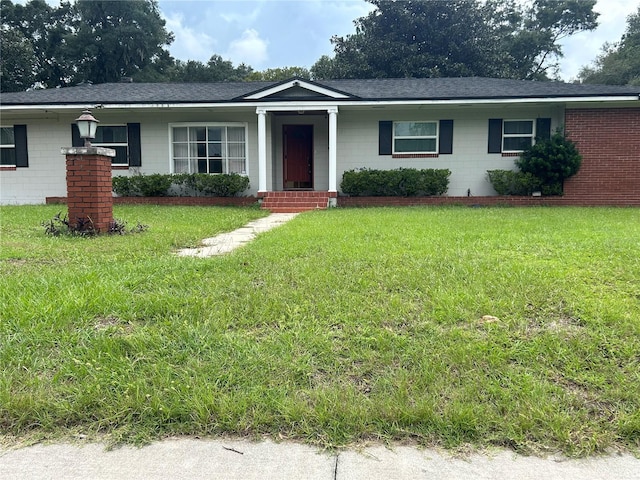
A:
[1, 0, 77, 89]
[0, 28, 37, 92]
[71, 0, 174, 84]
[1, 0, 173, 89]
[1, 0, 605, 92]
[245, 67, 311, 82]
[312, 0, 598, 80]
[170, 55, 253, 83]
[579, 6, 640, 86]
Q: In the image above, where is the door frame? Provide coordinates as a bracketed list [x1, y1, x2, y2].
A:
[283, 124, 314, 190]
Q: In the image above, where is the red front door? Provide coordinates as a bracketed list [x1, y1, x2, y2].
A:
[283, 125, 313, 189]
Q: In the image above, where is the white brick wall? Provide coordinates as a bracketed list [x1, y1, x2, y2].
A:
[0, 117, 72, 204]
[335, 105, 563, 197]
[0, 104, 563, 204]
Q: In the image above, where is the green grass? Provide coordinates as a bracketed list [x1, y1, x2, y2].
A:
[1, 205, 639, 455]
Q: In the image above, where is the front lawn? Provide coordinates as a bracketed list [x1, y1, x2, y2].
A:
[1, 205, 639, 455]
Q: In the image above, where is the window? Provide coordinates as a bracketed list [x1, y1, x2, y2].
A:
[93, 126, 129, 166]
[171, 124, 247, 174]
[502, 120, 534, 152]
[0, 125, 28, 168]
[379, 120, 453, 156]
[1, 127, 16, 166]
[488, 118, 551, 154]
[71, 123, 140, 167]
[393, 121, 438, 154]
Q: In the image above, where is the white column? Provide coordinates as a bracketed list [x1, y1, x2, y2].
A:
[257, 108, 267, 193]
[328, 107, 338, 194]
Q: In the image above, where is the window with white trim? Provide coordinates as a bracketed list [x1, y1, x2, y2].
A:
[503, 120, 534, 152]
[393, 121, 438, 154]
[93, 125, 129, 165]
[171, 124, 247, 174]
[0, 127, 16, 166]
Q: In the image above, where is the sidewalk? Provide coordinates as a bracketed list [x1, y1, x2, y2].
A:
[1, 438, 638, 480]
[176, 213, 299, 257]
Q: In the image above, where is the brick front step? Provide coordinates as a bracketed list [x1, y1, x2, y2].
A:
[260, 191, 331, 212]
[265, 207, 324, 213]
[262, 201, 329, 207]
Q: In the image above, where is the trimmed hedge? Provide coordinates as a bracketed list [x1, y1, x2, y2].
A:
[176, 173, 251, 197]
[340, 168, 450, 197]
[112, 174, 173, 197]
[486, 170, 542, 196]
[112, 173, 250, 197]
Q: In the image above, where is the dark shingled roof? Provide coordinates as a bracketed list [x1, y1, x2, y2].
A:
[324, 77, 640, 100]
[0, 82, 274, 105]
[1, 77, 638, 106]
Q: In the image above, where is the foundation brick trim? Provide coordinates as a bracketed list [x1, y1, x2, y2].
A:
[47, 196, 258, 207]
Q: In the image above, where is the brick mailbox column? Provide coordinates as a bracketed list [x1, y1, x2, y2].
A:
[61, 147, 116, 233]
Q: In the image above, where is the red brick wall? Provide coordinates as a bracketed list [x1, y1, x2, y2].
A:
[564, 108, 640, 205]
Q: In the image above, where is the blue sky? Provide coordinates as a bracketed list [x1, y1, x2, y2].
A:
[157, 0, 639, 81]
[157, 0, 373, 70]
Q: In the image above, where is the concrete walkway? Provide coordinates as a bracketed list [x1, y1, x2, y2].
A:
[176, 213, 299, 258]
[1, 438, 638, 479]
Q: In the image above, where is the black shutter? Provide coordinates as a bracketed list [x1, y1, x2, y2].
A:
[439, 120, 454, 155]
[127, 123, 141, 166]
[488, 118, 503, 153]
[536, 118, 551, 141]
[379, 121, 393, 155]
[14, 125, 29, 167]
[71, 124, 83, 147]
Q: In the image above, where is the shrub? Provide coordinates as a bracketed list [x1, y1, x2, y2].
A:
[180, 173, 250, 197]
[487, 170, 542, 196]
[515, 130, 582, 195]
[341, 168, 450, 197]
[111, 176, 135, 197]
[112, 174, 173, 197]
[112, 173, 250, 197]
[487, 130, 582, 196]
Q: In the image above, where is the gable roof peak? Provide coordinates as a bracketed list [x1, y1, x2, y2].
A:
[241, 77, 355, 100]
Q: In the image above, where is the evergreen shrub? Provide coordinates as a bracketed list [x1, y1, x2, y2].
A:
[340, 168, 450, 196]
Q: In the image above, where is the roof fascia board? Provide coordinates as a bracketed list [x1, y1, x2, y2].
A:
[243, 79, 351, 100]
[255, 104, 339, 112]
[2, 95, 638, 112]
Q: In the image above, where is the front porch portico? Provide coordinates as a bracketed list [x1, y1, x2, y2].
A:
[256, 105, 339, 197]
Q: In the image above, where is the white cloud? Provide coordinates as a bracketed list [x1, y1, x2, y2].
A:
[220, 8, 262, 25]
[225, 29, 269, 67]
[163, 12, 218, 63]
[559, 0, 638, 80]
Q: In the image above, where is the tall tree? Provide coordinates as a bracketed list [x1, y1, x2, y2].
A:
[0, 29, 37, 92]
[1, 0, 77, 89]
[71, 0, 174, 84]
[514, 0, 600, 79]
[1, 0, 176, 89]
[312, 0, 598, 80]
[579, 6, 640, 85]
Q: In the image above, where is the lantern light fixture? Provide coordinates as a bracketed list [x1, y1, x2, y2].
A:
[74, 109, 100, 147]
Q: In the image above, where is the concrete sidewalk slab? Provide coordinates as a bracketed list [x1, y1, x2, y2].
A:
[0, 439, 336, 480]
[1, 439, 638, 480]
[176, 213, 299, 258]
[336, 445, 640, 480]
